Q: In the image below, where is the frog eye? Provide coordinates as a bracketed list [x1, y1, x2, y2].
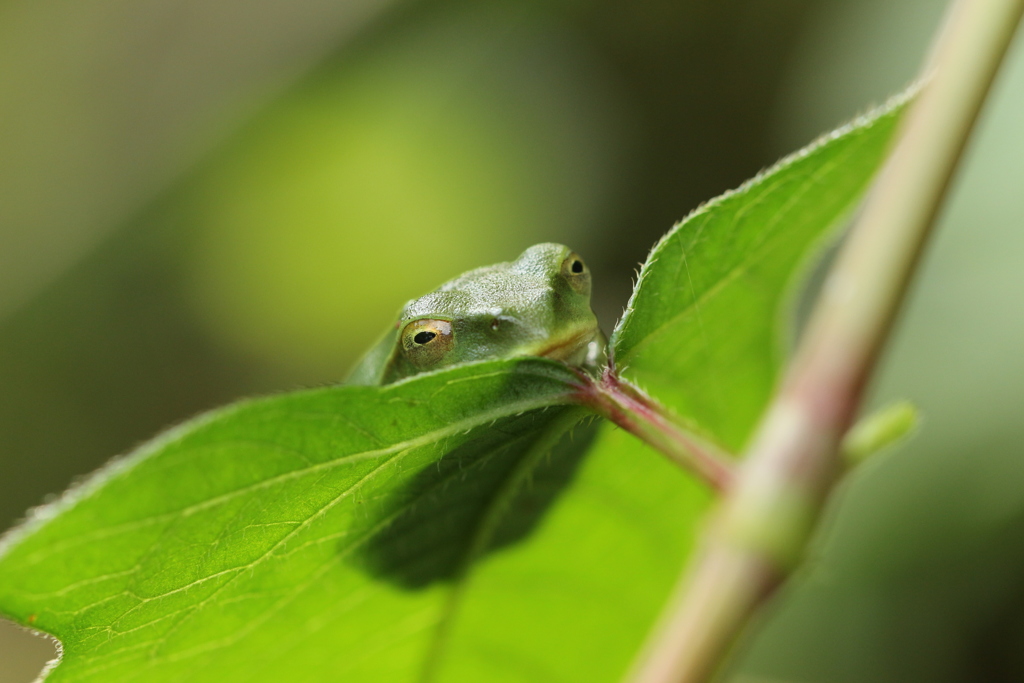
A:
[560, 252, 590, 295]
[401, 319, 454, 368]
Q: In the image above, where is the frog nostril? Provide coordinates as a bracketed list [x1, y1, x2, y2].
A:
[490, 318, 500, 331]
[414, 331, 437, 345]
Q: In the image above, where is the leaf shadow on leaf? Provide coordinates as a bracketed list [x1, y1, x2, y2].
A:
[350, 408, 597, 589]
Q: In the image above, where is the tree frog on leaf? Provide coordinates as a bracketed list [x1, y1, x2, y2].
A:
[346, 243, 606, 385]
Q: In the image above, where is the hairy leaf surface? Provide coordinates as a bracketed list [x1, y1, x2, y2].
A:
[0, 360, 592, 681]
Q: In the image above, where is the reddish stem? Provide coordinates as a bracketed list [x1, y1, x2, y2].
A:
[572, 367, 735, 493]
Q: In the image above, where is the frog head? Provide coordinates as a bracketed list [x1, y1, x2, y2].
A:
[346, 243, 606, 385]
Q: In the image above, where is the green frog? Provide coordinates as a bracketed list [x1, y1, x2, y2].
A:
[346, 243, 606, 385]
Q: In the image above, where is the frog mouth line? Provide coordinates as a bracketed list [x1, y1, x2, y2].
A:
[531, 325, 597, 362]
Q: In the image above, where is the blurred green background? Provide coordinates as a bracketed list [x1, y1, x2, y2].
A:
[2, 0, 1022, 681]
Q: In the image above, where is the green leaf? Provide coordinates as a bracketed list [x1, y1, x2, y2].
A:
[0, 96, 907, 683]
[0, 359, 587, 681]
[612, 97, 907, 449]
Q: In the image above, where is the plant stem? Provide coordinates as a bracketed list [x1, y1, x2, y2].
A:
[626, 1, 1024, 681]
[574, 369, 736, 492]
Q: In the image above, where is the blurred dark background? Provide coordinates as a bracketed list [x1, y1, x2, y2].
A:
[3, 0, 1023, 681]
